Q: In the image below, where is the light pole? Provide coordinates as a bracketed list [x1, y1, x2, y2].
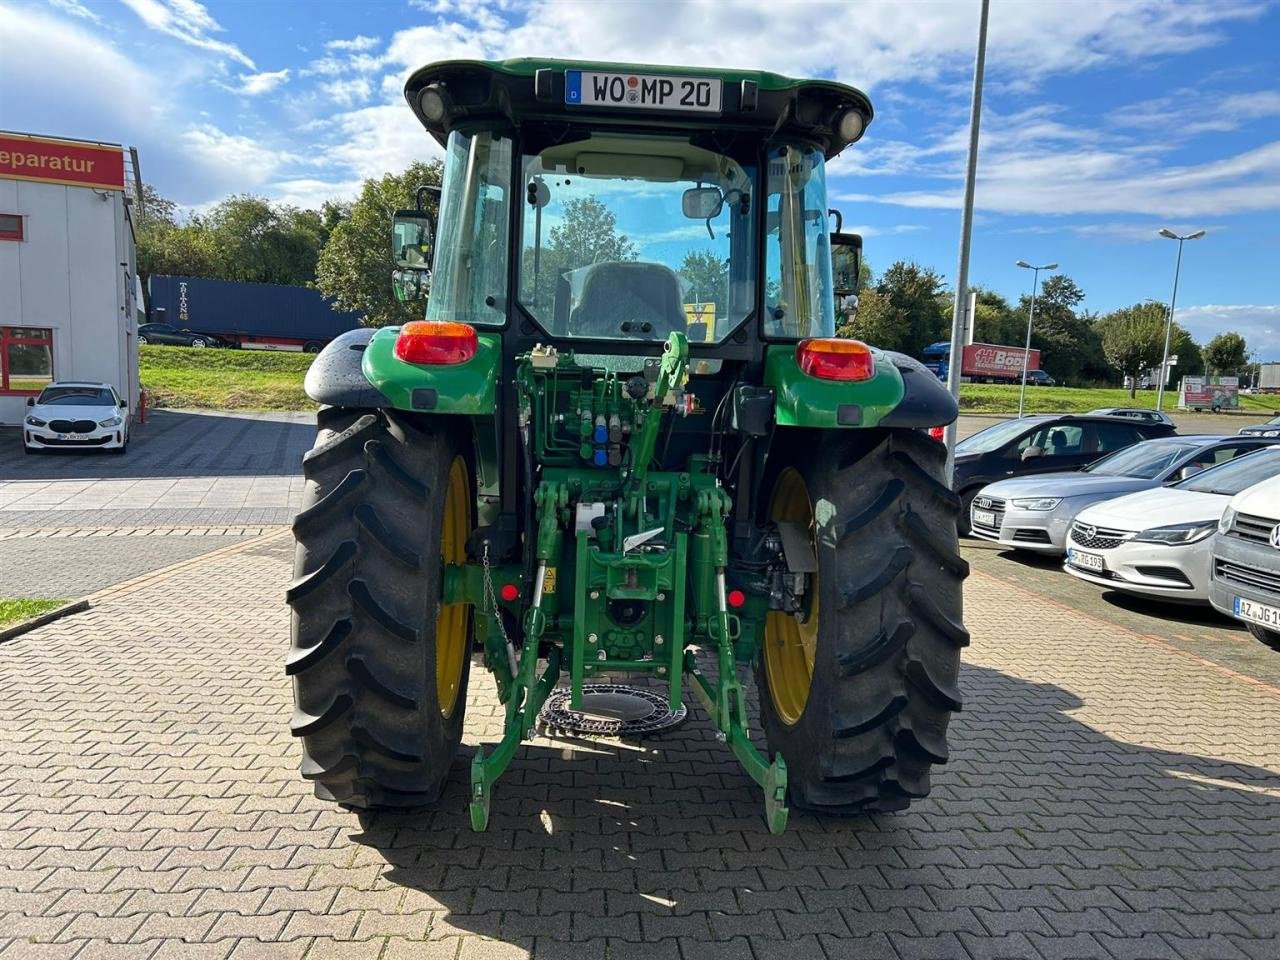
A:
[1016, 260, 1057, 417]
[1156, 228, 1205, 412]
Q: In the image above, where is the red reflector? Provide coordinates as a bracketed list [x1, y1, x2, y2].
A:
[928, 426, 945, 441]
[796, 338, 875, 382]
[500, 583, 519, 602]
[394, 321, 478, 365]
[727, 589, 746, 609]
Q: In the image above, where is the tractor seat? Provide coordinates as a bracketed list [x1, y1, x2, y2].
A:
[568, 262, 685, 338]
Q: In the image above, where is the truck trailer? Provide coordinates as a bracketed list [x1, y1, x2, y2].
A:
[148, 275, 363, 353]
[921, 341, 1041, 383]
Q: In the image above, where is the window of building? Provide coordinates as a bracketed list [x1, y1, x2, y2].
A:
[0, 214, 23, 242]
[1, 327, 54, 394]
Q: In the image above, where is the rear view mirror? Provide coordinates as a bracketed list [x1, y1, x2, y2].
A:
[392, 269, 430, 302]
[392, 211, 434, 271]
[831, 232, 863, 297]
[682, 187, 723, 220]
[26, 397, 35, 407]
[1177, 464, 1204, 481]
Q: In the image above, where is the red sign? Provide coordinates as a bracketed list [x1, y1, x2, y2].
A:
[0, 133, 125, 191]
[962, 342, 1039, 379]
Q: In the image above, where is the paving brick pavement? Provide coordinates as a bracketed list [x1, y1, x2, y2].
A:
[0, 530, 1277, 959]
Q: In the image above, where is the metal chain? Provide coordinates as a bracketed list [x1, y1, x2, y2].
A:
[481, 543, 511, 647]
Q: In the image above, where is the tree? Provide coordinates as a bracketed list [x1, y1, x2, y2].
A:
[522, 195, 637, 311]
[1095, 303, 1166, 397]
[1016, 273, 1108, 385]
[202, 195, 325, 287]
[315, 160, 444, 327]
[969, 287, 1023, 347]
[678, 249, 727, 306]
[1203, 332, 1248, 376]
[837, 260, 948, 355]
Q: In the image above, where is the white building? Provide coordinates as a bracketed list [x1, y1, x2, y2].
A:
[0, 131, 140, 426]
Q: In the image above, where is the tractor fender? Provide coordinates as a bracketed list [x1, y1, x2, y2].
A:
[303, 328, 390, 409]
[878, 352, 959, 428]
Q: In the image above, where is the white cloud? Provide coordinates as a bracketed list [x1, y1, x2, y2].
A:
[326, 34, 379, 52]
[1111, 88, 1280, 138]
[180, 124, 300, 193]
[46, 0, 102, 24]
[320, 76, 373, 108]
[118, 0, 254, 68]
[269, 177, 363, 209]
[233, 69, 290, 97]
[1175, 305, 1280, 360]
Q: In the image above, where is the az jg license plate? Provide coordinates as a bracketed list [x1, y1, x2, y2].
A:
[565, 70, 723, 113]
[1068, 549, 1105, 573]
[1234, 596, 1280, 629]
[972, 509, 996, 528]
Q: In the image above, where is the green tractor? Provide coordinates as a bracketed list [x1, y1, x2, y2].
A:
[287, 59, 966, 834]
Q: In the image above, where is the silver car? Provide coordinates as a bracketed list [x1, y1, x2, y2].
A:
[1086, 407, 1177, 428]
[969, 435, 1278, 554]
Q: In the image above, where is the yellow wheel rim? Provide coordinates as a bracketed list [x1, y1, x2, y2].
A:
[436, 455, 470, 719]
[763, 468, 818, 726]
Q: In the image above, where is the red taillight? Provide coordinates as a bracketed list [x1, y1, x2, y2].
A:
[500, 583, 519, 603]
[928, 426, 945, 442]
[394, 321, 478, 365]
[796, 338, 875, 381]
[727, 589, 746, 609]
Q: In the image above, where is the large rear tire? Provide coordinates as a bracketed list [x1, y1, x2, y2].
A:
[287, 406, 473, 809]
[756, 429, 968, 814]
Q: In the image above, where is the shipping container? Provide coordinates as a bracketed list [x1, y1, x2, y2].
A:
[148, 275, 363, 352]
[1259, 362, 1280, 393]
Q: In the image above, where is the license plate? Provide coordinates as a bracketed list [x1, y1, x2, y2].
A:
[60, 433, 87, 441]
[1234, 596, 1280, 629]
[1068, 549, 1104, 572]
[973, 509, 996, 528]
[565, 70, 722, 113]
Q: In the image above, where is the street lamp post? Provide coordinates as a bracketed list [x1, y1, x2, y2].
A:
[1015, 260, 1057, 417]
[1156, 228, 1205, 412]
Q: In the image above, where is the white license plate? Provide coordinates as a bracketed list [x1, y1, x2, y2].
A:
[1234, 596, 1280, 629]
[566, 70, 722, 113]
[1068, 549, 1105, 572]
[60, 433, 88, 441]
[973, 509, 996, 528]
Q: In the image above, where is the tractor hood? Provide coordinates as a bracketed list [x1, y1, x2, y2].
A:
[404, 58, 873, 160]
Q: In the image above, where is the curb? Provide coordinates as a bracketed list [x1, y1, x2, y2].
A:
[0, 599, 91, 644]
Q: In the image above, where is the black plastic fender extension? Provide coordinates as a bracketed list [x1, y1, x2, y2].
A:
[304, 328, 391, 410]
[878, 352, 959, 428]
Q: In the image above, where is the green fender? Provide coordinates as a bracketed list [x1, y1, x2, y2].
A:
[361, 326, 499, 413]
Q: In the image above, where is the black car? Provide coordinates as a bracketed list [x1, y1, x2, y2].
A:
[1238, 414, 1280, 438]
[1022, 369, 1056, 386]
[954, 414, 1176, 533]
[136, 322, 222, 348]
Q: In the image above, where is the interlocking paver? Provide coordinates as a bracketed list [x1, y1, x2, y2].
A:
[0, 530, 1277, 960]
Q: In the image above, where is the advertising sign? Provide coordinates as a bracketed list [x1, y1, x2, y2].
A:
[0, 133, 125, 191]
[962, 342, 1039, 379]
[1181, 376, 1239, 411]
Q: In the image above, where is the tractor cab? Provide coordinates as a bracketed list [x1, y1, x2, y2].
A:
[392, 59, 869, 351]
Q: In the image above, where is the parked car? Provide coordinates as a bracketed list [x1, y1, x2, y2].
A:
[1238, 414, 1280, 438]
[1022, 369, 1055, 386]
[1087, 407, 1176, 427]
[1209, 475, 1280, 650]
[969, 435, 1278, 553]
[954, 414, 1176, 534]
[1063, 446, 1280, 602]
[22, 381, 130, 454]
[136, 322, 223, 348]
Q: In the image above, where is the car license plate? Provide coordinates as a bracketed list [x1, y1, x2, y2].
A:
[60, 433, 87, 441]
[973, 509, 996, 528]
[1234, 596, 1280, 629]
[565, 70, 722, 113]
[1068, 548, 1105, 573]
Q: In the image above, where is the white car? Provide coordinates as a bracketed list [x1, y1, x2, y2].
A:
[1209, 474, 1280, 650]
[1063, 446, 1280, 602]
[22, 381, 130, 454]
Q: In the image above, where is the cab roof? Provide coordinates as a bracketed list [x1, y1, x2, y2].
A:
[403, 58, 873, 159]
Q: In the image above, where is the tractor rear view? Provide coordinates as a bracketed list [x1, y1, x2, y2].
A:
[287, 59, 966, 833]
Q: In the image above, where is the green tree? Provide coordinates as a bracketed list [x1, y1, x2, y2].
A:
[202, 195, 325, 287]
[1167, 324, 1204, 379]
[1203, 331, 1248, 375]
[969, 287, 1023, 347]
[1095, 303, 1166, 397]
[837, 260, 948, 354]
[1016, 274, 1107, 385]
[315, 160, 444, 327]
[522, 196, 637, 311]
[677, 249, 727, 306]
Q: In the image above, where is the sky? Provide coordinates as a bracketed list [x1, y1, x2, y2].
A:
[1, 0, 1278, 360]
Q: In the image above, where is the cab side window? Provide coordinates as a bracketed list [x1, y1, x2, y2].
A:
[1011, 424, 1084, 458]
